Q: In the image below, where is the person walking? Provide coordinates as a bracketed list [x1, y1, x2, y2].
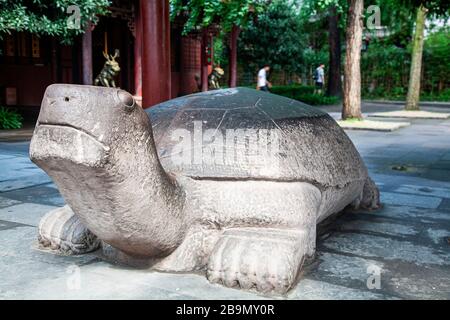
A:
[257, 64, 272, 92]
[313, 64, 325, 95]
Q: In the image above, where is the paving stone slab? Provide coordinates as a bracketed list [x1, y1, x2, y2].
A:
[426, 228, 450, 245]
[438, 198, 450, 212]
[394, 185, 450, 199]
[338, 220, 419, 237]
[307, 252, 448, 299]
[314, 252, 385, 285]
[0, 226, 264, 300]
[371, 173, 450, 191]
[0, 227, 103, 299]
[322, 233, 450, 267]
[363, 204, 450, 222]
[370, 110, 450, 119]
[0, 155, 17, 160]
[0, 157, 46, 183]
[0, 203, 59, 226]
[0, 219, 29, 231]
[288, 278, 389, 300]
[0, 185, 64, 207]
[0, 174, 52, 192]
[381, 192, 442, 209]
[337, 120, 410, 132]
[73, 263, 266, 300]
[0, 196, 21, 209]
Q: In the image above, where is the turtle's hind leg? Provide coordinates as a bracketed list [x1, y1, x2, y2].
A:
[38, 205, 100, 255]
[360, 177, 381, 210]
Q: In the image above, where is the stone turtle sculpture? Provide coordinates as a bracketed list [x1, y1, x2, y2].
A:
[30, 84, 380, 294]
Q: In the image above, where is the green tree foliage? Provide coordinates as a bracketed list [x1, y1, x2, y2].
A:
[300, 0, 347, 24]
[0, 0, 110, 43]
[213, 32, 227, 67]
[170, 0, 266, 34]
[362, 26, 449, 100]
[302, 0, 449, 103]
[361, 40, 410, 97]
[402, 0, 449, 16]
[371, 0, 448, 108]
[237, 0, 305, 75]
[423, 26, 449, 95]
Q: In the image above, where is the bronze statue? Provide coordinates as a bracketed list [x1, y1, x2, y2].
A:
[208, 67, 224, 89]
[94, 49, 121, 88]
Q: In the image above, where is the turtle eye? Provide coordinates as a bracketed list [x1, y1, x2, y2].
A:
[117, 90, 135, 111]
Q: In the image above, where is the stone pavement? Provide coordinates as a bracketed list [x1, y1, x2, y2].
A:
[0, 105, 449, 300]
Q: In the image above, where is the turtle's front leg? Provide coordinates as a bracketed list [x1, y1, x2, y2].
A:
[38, 205, 100, 255]
[206, 226, 315, 294]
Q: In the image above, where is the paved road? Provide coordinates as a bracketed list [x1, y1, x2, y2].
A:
[0, 106, 449, 299]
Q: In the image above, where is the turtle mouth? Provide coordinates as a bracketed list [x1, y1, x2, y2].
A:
[37, 122, 104, 143]
[30, 123, 110, 167]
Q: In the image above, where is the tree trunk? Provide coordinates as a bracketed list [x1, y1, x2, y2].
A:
[342, 0, 364, 120]
[405, 4, 428, 111]
[327, 6, 342, 97]
[50, 39, 59, 83]
[228, 25, 240, 88]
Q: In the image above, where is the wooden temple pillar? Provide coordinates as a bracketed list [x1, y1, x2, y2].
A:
[50, 39, 59, 83]
[200, 30, 209, 92]
[180, 36, 202, 95]
[81, 23, 93, 85]
[133, 0, 143, 97]
[141, 0, 171, 108]
[228, 25, 240, 88]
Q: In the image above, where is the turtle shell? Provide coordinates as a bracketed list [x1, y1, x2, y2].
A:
[146, 88, 367, 188]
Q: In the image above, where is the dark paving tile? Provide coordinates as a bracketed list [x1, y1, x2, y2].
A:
[0, 142, 30, 156]
[0, 219, 31, 231]
[0, 196, 21, 209]
[423, 169, 450, 182]
[393, 185, 450, 199]
[430, 160, 450, 170]
[0, 203, 59, 226]
[380, 260, 450, 300]
[306, 251, 450, 299]
[438, 198, 450, 212]
[380, 192, 442, 209]
[0, 185, 64, 207]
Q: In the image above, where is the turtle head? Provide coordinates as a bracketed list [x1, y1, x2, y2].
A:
[29, 84, 184, 258]
[30, 84, 151, 168]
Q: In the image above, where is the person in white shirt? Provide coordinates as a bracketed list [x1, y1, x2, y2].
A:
[257, 64, 272, 92]
[313, 64, 325, 95]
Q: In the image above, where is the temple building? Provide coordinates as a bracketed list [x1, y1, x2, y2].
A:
[0, 0, 216, 110]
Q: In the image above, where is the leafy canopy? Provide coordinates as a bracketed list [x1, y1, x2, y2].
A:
[170, 0, 267, 34]
[0, 0, 111, 43]
[238, 0, 306, 74]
